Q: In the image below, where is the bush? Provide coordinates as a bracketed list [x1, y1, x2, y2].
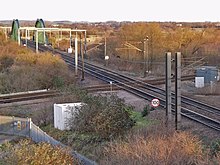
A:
[100, 130, 210, 165]
[0, 66, 40, 93]
[0, 55, 14, 72]
[210, 139, 220, 156]
[2, 139, 79, 165]
[141, 104, 155, 117]
[0, 52, 75, 93]
[67, 94, 135, 140]
[0, 35, 75, 93]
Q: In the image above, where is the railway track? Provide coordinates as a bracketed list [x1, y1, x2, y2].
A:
[83, 75, 194, 92]
[143, 75, 194, 85]
[0, 90, 58, 104]
[26, 41, 220, 132]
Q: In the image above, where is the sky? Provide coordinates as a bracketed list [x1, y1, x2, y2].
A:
[1, 0, 220, 22]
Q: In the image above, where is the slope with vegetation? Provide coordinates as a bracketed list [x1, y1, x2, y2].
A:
[0, 26, 220, 164]
[0, 31, 75, 94]
[0, 139, 80, 165]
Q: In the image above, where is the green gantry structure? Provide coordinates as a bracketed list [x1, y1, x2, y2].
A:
[10, 19, 20, 41]
[35, 19, 49, 44]
[11, 19, 49, 44]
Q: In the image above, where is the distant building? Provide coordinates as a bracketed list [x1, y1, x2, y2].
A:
[176, 23, 182, 27]
[52, 24, 59, 27]
[195, 66, 219, 87]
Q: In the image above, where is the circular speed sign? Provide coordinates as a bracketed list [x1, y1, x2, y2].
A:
[151, 98, 160, 107]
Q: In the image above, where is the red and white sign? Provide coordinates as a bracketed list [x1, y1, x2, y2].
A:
[151, 98, 160, 107]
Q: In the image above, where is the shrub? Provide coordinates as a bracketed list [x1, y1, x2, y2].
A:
[2, 139, 79, 165]
[0, 66, 40, 93]
[0, 55, 14, 72]
[67, 94, 135, 140]
[141, 104, 156, 117]
[100, 130, 209, 165]
[141, 104, 149, 117]
[210, 139, 220, 156]
[0, 51, 75, 93]
[0, 34, 75, 92]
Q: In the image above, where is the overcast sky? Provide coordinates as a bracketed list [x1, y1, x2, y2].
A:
[1, 0, 219, 22]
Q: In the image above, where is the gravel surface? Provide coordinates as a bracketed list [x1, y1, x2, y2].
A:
[97, 89, 220, 144]
[0, 135, 18, 144]
[0, 73, 219, 145]
[80, 71, 220, 142]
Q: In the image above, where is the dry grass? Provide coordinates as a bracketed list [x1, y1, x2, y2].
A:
[100, 123, 218, 165]
[196, 82, 220, 95]
[0, 32, 75, 93]
[2, 139, 80, 165]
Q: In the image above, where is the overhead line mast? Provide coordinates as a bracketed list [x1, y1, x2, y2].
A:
[13, 19, 87, 80]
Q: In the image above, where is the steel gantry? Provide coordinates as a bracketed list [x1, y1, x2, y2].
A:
[0, 26, 12, 41]
[17, 27, 87, 77]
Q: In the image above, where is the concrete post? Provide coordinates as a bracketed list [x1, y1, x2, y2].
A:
[36, 30, 39, 53]
[25, 29, 28, 46]
[175, 52, 181, 130]
[84, 31, 87, 60]
[4, 28, 7, 41]
[81, 33, 85, 81]
[75, 32, 78, 75]
[43, 29, 46, 44]
[57, 31, 59, 48]
[69, 30, 72, 48]
[18, 29, 21, 45]
[143, 38, 146, 77]
[29, 118, 32, 138]
[28, 30, 30, 40]
[166, 52, 172, 123]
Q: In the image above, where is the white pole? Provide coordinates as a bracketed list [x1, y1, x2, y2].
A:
[69, 30, 72, 48]
[25, 29, 28, 46]
[110, 81, 113, 95]
[57, 31, 59, 48]
[43, 29, 46, 44]
[36, 30, 39, 53]
[61, 28, 62, 40]
[4, 28, 7, 41]
[75, 32, 78, 75]
[29, 118, 32, 137]
[28, 29, 30, 40]
[18, 28, 21, 45]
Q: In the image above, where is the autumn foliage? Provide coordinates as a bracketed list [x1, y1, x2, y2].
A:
[100, 129, 220, 165]
[2, 139, 80, 165]
[0, 31, 75, 93]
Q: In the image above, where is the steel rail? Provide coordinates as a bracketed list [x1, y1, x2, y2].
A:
[26, 41, 220, 131]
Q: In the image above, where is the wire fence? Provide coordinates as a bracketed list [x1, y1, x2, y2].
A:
[0, 115, 97, 165]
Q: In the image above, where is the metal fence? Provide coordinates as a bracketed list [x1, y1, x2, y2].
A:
[0, 116, 30, 137]
[0, 115, 97, 165]
[30, 120, 65, 147]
